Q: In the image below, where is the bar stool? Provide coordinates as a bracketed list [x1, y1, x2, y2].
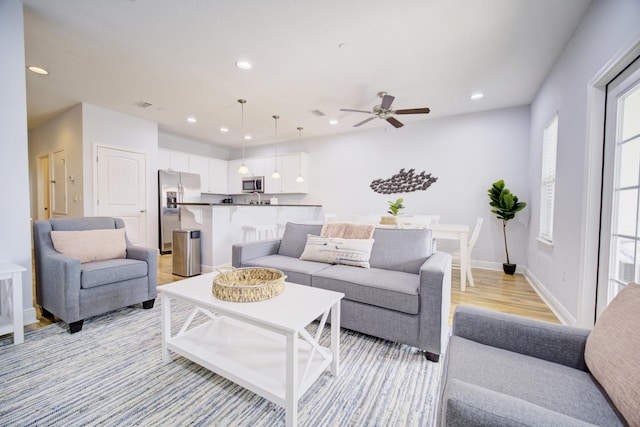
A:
[242, 225, 278, 242]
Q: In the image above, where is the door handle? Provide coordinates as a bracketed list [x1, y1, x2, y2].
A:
[140, 210, 146, 213]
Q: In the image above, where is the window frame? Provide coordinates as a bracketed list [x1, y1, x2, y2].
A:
[539, 114, 559, 242]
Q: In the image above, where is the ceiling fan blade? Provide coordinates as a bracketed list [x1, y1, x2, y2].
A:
[340, 108, 373, 114]
[380, 94, 395, 110]
[394, 107, 431, 115]
[386, 117, 404, 128]
[353, 116, 376, 127]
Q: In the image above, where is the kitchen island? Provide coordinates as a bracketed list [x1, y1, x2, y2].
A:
[178, 203, 322, 271]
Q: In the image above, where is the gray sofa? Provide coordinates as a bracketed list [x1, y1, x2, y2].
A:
[232, 222, 452, 361]
[437, 305, 628, 426]
[33, 217, 158, 333]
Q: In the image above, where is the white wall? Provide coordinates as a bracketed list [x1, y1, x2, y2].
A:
[28, 104, 84, 218]
[0, 0, 37, 324]
[234, 106, 531, 266]
[82, 103, 159, 247]
[527, 0, 640, 326]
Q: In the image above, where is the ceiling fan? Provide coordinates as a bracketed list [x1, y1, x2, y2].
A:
[340, 91, 431, 128]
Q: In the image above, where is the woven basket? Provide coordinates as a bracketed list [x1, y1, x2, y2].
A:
[212, 267, 286, 302]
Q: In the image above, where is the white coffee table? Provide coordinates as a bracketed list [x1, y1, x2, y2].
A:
[159, 272, 344, 427]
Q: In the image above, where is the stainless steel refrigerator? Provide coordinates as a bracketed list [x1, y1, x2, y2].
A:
[158, 170, 201, 254]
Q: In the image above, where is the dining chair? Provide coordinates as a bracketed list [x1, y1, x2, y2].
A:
[453, 217, 484, 287]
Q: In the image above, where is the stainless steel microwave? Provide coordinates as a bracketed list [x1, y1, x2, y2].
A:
[242, 176, 264, 193]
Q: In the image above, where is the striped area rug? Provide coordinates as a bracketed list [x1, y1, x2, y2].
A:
[0, 296, 444, 426]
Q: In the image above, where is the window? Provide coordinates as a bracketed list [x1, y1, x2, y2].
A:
[539, 115, 558, 242]
[597, 54, 640, 316]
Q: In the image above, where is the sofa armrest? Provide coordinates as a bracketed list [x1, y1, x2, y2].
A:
[440, 379, 597, 427]
[232, 239, 281, 267]
[418, 251, 452, 359]
[36, 248, 82, 322]
[127, 245, 158, 298]
[452, 305, 590, 370]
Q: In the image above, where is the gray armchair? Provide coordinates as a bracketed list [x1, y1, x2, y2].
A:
[33, 217, 158, 333]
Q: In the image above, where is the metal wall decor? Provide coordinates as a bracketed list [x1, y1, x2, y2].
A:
[370, 168, 438, 194]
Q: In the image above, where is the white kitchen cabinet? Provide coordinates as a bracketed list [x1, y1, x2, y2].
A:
[264, 155, 282, 194]
[188, 154, 210, 191]
[208, 158, 228, 194]
[158, 149, 189, 172]
[228, 158, 267, 194]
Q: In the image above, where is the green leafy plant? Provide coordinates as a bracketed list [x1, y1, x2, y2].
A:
[387, 198, 405, 216]
[488, 180, 526, 265]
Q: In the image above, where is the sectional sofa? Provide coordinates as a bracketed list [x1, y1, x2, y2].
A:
[232, 222, 452, 361]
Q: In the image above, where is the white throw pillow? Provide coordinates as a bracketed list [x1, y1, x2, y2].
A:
[300, 235, 374, 268]
[50, 229, 127, 263]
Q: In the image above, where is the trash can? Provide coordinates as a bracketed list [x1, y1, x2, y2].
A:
[172, 229, 201, 277]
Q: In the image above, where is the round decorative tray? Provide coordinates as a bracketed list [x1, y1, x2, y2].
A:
[212, 267, 286, 302]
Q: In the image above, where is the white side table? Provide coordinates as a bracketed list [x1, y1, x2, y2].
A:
[0, 262, 26, 345]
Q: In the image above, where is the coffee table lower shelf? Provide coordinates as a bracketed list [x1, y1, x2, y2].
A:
[165, 315, 332, 407]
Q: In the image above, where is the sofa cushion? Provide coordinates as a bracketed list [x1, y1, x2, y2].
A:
[81, 258, 148, 289]
[51, 229, 127, 263]
[300, 235, 375, 268]
[585, 283, 640, 426]
[368, 228, 432, 274]
[312, 265, 420, 314]
[443, 335, 625, 426]
[241, 254, 331, 287]
[277, 223, 323, 258]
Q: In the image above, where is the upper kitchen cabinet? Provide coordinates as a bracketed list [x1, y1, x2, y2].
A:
[158, 149, 189, 172]
[208, 158, 228, 194]
[228, 157, 266, 195]
[189, 154, 228, 194]
[188, 154, 210, 191]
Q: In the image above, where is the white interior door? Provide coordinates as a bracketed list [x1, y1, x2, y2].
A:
[96, 145, 147, 246]
[36, 154, 51, 220]
[51, 149, 67, 216]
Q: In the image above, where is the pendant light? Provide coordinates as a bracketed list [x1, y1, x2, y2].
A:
[296, 127, 305, 183]
[237, 99, 250, 174]
[271, 115, 281, 179]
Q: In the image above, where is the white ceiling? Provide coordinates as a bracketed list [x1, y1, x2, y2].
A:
[22, 0, 591, 148]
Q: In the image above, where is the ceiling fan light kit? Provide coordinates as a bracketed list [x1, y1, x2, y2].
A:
[340, 91, 431, 128]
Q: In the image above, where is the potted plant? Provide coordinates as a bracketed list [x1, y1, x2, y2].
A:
[381, 198, 405, 225]
[488, 180, 526, 275]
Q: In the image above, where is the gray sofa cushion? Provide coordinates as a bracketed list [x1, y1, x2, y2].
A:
[312, 264, 420, 314]
[443, 335, 626, 426]
[369, 228, 432, 274]
[277, 223, 322, 258]
[81, 258, 149, 289]
[242, 254, 331, 286]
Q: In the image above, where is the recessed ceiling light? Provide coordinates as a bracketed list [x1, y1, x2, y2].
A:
[186, 116, 197, 123]
[236, 60, 252, 70]
[329, 119, 338, 125]
[470, 92, 484, 100]
[244, 135, 252, 140]
[27, 66, 49, 75]
[220, 126, 229, 133]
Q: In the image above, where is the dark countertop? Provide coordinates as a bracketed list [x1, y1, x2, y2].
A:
[177, 202, 322, 207]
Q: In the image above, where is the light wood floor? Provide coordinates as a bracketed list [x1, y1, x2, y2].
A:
[25, 254, 558, 332]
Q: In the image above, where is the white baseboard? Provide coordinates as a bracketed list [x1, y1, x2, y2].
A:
[523, 268, 576, 326]
[24, 307, 38, 326]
